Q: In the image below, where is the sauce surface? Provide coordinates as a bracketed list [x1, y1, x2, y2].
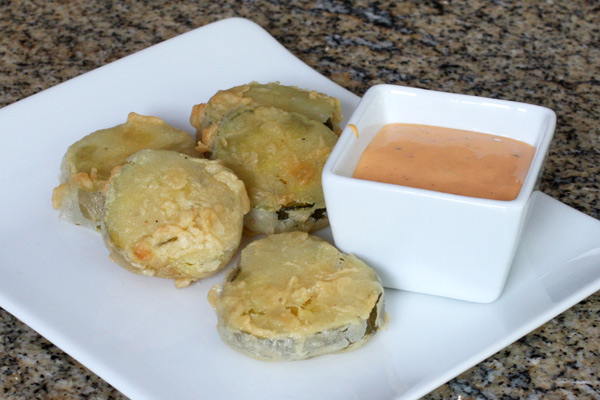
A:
[352, 123, 536, 201]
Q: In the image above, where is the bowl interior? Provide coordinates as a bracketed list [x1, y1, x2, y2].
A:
[329, 85, 556, 202]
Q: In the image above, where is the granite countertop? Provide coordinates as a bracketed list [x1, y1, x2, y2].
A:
[1, 0, 599, 398]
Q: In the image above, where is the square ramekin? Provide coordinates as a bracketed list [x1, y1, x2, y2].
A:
[322, 84, 556, 303]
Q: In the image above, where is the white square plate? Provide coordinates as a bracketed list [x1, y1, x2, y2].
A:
[1, 18, 599, 400]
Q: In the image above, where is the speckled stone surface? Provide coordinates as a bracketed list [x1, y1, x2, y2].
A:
[1, 0, 599, 399]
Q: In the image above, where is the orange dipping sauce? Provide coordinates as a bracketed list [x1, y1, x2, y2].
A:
[352, 124, 536, 201]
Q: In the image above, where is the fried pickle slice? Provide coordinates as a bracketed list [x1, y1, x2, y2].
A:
[200, 105, 338, 234]
[102, 149, 249, 288]
[190, 82, 343, 150]
[208, 232, 387, 361]
[52, 113, 198, 229]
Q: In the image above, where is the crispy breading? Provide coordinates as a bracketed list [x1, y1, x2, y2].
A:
[208, 232, 387, 360]
[190, 82, 342, 234]
[102, 149, 249, 287]
[53, 112, 198, 229]
[190, 82, 342, 145]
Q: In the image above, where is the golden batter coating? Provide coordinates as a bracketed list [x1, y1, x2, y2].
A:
[190, 83, 342, 234]
[208, 232, 387, 361]
[52, 112, 198, 229]
[196, 105, 338, 234]
[190, 82, 343, 148]
[102, 149, 249, 288]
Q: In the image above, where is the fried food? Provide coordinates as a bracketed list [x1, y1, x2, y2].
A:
[191, 82, 341, 234]
[208, 231, 387, 361]
[190, 82, 342, 148]
[102, 149, 249, 288]
[202, 105, 337, 234]
[52, 113, 198, 229]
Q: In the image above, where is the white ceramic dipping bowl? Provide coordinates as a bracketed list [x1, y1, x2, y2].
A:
[322, 84, 556, 303]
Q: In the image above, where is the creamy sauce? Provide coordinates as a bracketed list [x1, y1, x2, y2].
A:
[352, 124, 536, 201]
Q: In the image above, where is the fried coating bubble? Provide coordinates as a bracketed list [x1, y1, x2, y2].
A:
[102, 149, 249, 288]
[190, 82, 342, 150]
[201, 105, 338, 234]
[52, 113, 198, 229]
[208, 231, 387, 361]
